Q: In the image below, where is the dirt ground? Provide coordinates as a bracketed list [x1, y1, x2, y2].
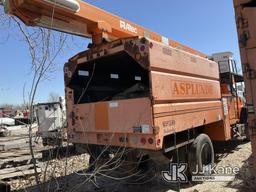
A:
[180, 141, 255, 192]
[10, 140, 256, 192]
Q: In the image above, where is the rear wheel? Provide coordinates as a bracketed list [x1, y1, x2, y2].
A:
[188, 134, 214, 176]
[244, 124, 251, 141]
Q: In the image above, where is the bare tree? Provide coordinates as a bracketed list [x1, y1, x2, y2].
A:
[48, 92, 60, 103]
[0, 3, 155, 192]
[0, 4, 68, 190]
[0, 104, 13, 109]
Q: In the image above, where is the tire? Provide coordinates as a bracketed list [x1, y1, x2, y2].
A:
[0, 181, 10, 192]
[244, 124, 251, 141]
[240, 107, 248, 124]
[188, 134, 214, 176]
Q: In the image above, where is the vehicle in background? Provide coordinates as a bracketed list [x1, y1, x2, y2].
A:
[14, 110, 35, 125]
[0, 118, 15, 126]
[0, 107, 14, 118]
[35, 98, 66, 146]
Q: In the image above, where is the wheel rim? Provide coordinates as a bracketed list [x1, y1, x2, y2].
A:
[201, 143, 212, 166]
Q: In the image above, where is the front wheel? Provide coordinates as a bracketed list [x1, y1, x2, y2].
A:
[188, 134, 214, 176]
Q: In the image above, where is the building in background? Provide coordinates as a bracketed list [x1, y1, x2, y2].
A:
[0, 107, 14, 118]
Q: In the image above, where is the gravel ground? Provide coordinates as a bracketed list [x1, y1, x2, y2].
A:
[9, 153, 89, 191]
[180, 141, 256, 192]
[8, 141, 256, 192]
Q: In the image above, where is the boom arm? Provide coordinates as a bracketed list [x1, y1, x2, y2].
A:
[2, 0, 206, 57]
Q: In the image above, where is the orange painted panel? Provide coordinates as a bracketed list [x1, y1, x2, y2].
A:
[68, 132, 161, 150]
[151, 72, 221, 102]
[74, 103, 95, 133]
[204, 121, 228, 141]
[149, 41, 219, 80]
[72, 98, 152, 134]
[95, 102, 109, 130]
[108, 99, 152, 133]
[239, 8, 256, 49]
[153, 101, 223, 136]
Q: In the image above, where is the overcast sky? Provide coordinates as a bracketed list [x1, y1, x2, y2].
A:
[0, 0, 240, 105]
